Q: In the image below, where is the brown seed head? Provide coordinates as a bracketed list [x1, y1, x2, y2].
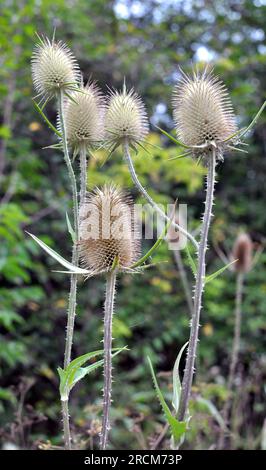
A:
[79, 185, 140, 273]
[232, 233, 253, 273]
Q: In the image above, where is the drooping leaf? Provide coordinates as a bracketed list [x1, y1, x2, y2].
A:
[26, 232, 90, 274]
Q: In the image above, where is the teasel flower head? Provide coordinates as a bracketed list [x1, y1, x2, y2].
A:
[172, 68, 237, 161]
[31, 35, 80, 100]
[105, 84, 149, 149]
[232, 233, 253, 273]
[79, 185, 140, 274]
[62, 82, 106, 154]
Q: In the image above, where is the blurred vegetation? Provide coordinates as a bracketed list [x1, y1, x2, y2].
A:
[0, 0, 266, 450]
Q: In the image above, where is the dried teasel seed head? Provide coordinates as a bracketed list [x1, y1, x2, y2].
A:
[31, 36, 80, 99]
[172, 68, 237, 159]
[105, 84, 149, 148]
[232, 233, 253, 273]
[63, 82, 106, 152]
[79, 185, 140, 273]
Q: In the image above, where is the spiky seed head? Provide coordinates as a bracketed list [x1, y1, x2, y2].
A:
[232, 233, 253, 273]
[31, 36, 80, 99]
[63, 82, 105, 152]
[79, 185, 140, 273]
[105, 85, 149, 148]
[172, 68, 237, 159]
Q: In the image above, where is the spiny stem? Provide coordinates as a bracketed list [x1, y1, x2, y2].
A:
[123, 140, 199, 250]
[173, 249, 193, 317]
[178, 148, 216, 422]
[79, 144, 87, 212]
[218, 272, 244, 449]
[58, 89, 79, 449]
[100, 270, 117, 450]
[62, 399, 71, 450]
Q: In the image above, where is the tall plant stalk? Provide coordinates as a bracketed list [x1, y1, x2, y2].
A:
[178, 148, 216, 422]
[218, 272, 244, 449]
[123, 140, 198, 250]
[58, 89, 79, 449]
[79, 144, 87, 210]
[100, 270, 117, 450]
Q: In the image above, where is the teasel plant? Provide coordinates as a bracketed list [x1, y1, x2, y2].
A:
[103, 72, 265, 446]
[217, 233, 262, 449]
[28, 182, 174, 449]
[170, 69, 265, 431]
[31, 35, 107, 449]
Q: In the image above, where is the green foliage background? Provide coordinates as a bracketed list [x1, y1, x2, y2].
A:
[0, 0, 265, 450]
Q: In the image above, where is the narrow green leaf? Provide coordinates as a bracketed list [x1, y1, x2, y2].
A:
[239, 100, 266, 139]
[147, 357, 186, 442]
[65, 212, 76, 243]
[26, 232, 90, 274]
[32, 99, 62, 138]
[155, 126, 190, 149]
[172, 342, 189, 414]
[131, 211, 174, 269]
[205, 259, 237, 284]
[58, 347, 128, 400]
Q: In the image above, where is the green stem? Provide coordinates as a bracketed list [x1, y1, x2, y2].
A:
[100, 270, 117, 450]
[58, 89, 79, 449]
[178, 148, 216, 422]
[123, 140, 199, 250]
[218, 272, 244, 449]
[79, 144, 87, 212]
[62, 399, 71, 450]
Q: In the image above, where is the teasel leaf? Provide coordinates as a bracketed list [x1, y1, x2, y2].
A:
[26, 232, 90, 274]
[58, 347, 128, 401]
[147, 357, 187, 444]
[32, 99, 62, 137]
[205, 259, 237, 284]
[130, 203, 176, 269]
[172, 342, 189, 414]
[65, 211, 76, 243]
